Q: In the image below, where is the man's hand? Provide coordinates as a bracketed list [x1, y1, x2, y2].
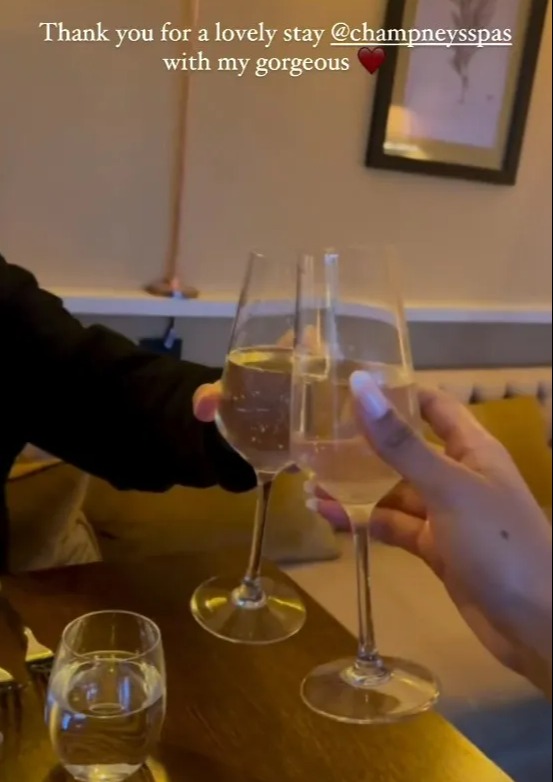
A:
[191, 330, 304, 474]
[193, 381, 222, 423]
[192, 327, 318, 425]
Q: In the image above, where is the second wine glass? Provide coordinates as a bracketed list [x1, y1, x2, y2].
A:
[190, 252, 306, 645]
[290, 246, 440, 723]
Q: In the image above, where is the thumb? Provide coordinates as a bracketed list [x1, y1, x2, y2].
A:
[349, 371, 454, 496]
[193, 381, 222, 423]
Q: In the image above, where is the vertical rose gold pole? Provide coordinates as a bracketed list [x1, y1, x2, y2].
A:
[146, 0, 199, 299]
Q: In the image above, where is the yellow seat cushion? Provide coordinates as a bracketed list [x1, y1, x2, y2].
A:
[426, 396, 551, 509]
[84, 470, 339, 565]
[8, 444, 61, 481]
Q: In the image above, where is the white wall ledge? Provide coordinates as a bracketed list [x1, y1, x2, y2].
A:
[51, 287, 553, 325]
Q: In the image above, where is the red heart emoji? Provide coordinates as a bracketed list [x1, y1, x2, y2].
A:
[358, 47, 386, 75]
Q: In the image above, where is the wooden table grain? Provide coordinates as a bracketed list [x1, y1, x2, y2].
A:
[1, 551, 512, 782]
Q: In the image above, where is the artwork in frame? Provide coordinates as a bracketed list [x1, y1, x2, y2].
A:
[366, 0, 548, 185]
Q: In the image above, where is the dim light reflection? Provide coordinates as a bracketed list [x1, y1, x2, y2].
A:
[147, 757, 170, 781]
[203, 597, 300, 611]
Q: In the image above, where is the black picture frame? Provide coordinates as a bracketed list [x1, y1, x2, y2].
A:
[366, 0, 548, 185]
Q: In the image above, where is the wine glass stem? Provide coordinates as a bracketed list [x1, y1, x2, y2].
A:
[350, 523, 390, 686]
[237, 477, 273, 605]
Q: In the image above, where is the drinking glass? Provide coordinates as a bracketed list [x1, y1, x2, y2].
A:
[190, 252, 306, 644]
[290, 246, 440, 724]
[45, 611, 166, 782]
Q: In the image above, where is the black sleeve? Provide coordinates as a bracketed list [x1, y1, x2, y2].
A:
[0, 256, 255, 493]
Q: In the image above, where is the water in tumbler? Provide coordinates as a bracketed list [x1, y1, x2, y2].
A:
[293, 360, 417, 516]
[46, 655, 165, 782]
[216, 346, 293, 475]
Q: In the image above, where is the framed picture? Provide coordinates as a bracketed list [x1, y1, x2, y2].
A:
[366, 0, 548, 185]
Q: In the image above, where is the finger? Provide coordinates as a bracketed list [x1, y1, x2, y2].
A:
[350, 372, 457, 495]
[369, 507, 427, 560]
[418, 386, 495, 463]
[277, 329, 295, 348]
[379, 481, 427, 520]
[193, 381, 222, 423]
[278, 325, 321, 350]
[305, 495, 429, 547]
[304, 478, 427, 519]
[305, 496, 351, 530]
[303, 480, 335, 501]
[299, 325, 323, 351]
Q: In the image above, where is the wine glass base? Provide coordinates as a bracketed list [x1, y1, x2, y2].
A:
[301, 656, 440, 725]
[190, 575, 306, 645]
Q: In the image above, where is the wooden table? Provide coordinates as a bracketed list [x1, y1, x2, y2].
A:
[1, 551, 513, 782]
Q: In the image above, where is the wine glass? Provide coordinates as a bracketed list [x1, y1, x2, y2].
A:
[190, 252, 307, 644]
[45, 611, 166, 782]
[290, 246, 440, 724]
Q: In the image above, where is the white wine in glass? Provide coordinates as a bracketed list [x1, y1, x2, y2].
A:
[294, 360, 415, 512]
[217, 346, 293, 475]
[190, 252, 306, 645]
[290, 246, 440, 724]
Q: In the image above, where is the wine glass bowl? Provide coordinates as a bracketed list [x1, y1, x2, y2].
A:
[190, 253, 307, 645]
[215, 345, 293, 477]
[290, 246, 440, 723]
[292, 359, 415, 519]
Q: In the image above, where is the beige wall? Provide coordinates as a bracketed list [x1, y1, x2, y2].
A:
[179, 0, 552, 307]
[1, 0, 551, 309]
[0, 0, 186, 288]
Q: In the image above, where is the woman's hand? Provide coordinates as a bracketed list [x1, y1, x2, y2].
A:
[307, 372, 552, 697]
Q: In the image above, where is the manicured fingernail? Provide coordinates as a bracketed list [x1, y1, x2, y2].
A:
[350, 371, 391, 421]
[303, 480, 317, 496]
[305, 498, 318, 513]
